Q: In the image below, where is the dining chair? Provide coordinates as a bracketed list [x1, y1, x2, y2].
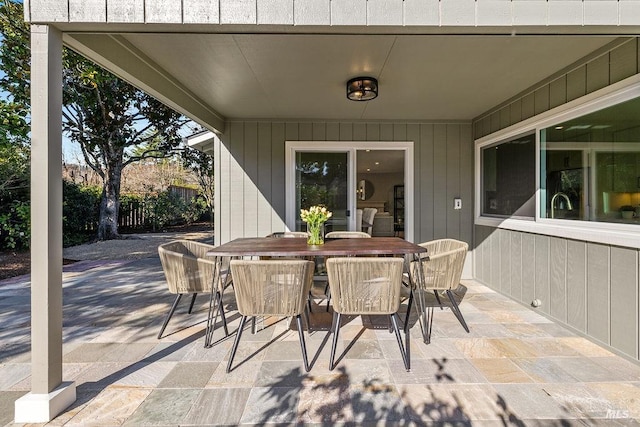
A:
[157, 240, 232, 340]
[405, 238, 469, 344]
[326, 257, 410, 371]
[362, 208, 378, 235]
[227, 259, 315, 372]
[321, 231, 371, 311]
[264, 231, 316, 313]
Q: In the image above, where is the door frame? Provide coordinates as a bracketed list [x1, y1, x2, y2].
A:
[285, 141, 414, 241]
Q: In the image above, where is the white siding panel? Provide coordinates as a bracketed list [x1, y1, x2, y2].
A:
[257, 0, 293, 24]
[331, 0, 366, 26]
[107, 0, 144, 22]
[183, 0, 219, 24]
[220, 0, 256, 24]
[440, 0, 476, 26]
[584, 0, 619, 26]
[403, 0, 439, 26]
[620, 2, 640, 25]
[548, 1, 583, 25]
[367, 0, 403, 26]
[477, 1, 512, 26]
[70, 0, 106, 22]
[145, 0, 182, 23]
[512, 0, 547, 26]
[30, 0, 68, 22]
[294, 0, 330, 25]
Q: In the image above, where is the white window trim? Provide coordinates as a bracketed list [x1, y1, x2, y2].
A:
[475, 74, 640, 249]
[285, 141, 414, 242]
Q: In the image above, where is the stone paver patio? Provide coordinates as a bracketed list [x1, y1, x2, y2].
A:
[1, 255, 640, 425]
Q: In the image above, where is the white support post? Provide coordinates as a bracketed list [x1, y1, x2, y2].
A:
[14, 24, 76, 423]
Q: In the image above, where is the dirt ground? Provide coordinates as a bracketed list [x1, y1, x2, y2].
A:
[0, 222, 213, 281]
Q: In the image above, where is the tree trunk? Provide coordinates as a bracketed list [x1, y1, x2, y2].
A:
[97, 159, 123, 240]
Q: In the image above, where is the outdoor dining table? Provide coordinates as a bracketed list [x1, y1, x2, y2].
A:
[203, 236, 427, 347]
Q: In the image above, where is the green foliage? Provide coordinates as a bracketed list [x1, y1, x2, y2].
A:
[180, 147, 214, 220]
[0, 199, 29, 249]
[0, 0, 30, 107]
[62, 181, 101, 247]
[142, 190, 207, 230]
[2, 0, 189, 241]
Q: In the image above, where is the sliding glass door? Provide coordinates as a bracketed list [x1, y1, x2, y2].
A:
[294, 151, 352, 232]
[286, 141, 414, 241]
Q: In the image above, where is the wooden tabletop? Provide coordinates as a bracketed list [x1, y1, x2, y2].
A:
[206, 237, 426, 257]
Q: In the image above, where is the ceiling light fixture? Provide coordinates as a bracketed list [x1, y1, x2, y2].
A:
[347, 77, 378, 101]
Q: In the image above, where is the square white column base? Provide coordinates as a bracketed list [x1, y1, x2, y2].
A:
[14, 381, 76, 423]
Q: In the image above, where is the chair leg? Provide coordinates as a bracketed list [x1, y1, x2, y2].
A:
[390, 313, 410, 371]
[205, 290, 229, 348]
[158, 294, 182, 339]
[303, 304, 312, 333]
[403, 290, 414, 333]
[329, 312, 341, 370]
[226, 315, 247, 373]
[446, 289, 469, 333]
[296, 315, 310, 372]
[307, 291, 313, 313]
[325, 284, 331, 312]
[212, 290, 229, 337]
[187, 293, 197, 314]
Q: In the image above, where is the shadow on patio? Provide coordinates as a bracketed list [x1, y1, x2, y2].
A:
[1, 255, 639, 425]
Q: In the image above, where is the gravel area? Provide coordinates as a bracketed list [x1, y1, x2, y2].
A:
[62, 229, 214, 261]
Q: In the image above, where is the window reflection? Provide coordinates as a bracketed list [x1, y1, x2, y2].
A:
[541, 96, 640, 224]
[481, 134, 536, 217]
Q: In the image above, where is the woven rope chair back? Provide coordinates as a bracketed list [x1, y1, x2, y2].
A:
[411, 239, 468, 291]
[325, 231, 371, 239]
[326, 257, 404, 315]
[230, 260, 315, 317]
[158, 240, 215, 295]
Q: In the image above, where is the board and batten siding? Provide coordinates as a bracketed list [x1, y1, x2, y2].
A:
[472, 37, 640, 361]
[26, 0, 640, 26]
[215, 121, 473, 249]
[475, 37, 640, 139]
[475, 226, 640, 361]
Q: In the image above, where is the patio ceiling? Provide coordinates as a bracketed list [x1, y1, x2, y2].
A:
[64, 32, 619, 131]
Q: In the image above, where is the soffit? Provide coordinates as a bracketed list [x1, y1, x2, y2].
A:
[117, 33, 616, 122]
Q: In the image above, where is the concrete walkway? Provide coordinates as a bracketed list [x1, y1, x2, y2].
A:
[1, 255, 640, 425]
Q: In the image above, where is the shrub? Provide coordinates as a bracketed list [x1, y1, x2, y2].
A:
[0, 200, 30, 249]
[63, 181, 101, 246]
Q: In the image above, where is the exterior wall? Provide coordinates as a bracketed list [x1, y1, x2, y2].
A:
[215, 121, 473, 248]
[475, 226, 640, 361]
[473, 37, 640, 362]
[475, 38, 640, 139]
[26, 0, 640, 27]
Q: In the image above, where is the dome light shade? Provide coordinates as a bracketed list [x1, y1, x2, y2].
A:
[346, 77, 378, 101]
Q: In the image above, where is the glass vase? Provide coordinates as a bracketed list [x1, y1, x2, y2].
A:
[306, 222, 325, 245]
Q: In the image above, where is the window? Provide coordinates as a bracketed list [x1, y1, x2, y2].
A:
[540, 96, 640, 224]
[481, 133, 536, 218]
